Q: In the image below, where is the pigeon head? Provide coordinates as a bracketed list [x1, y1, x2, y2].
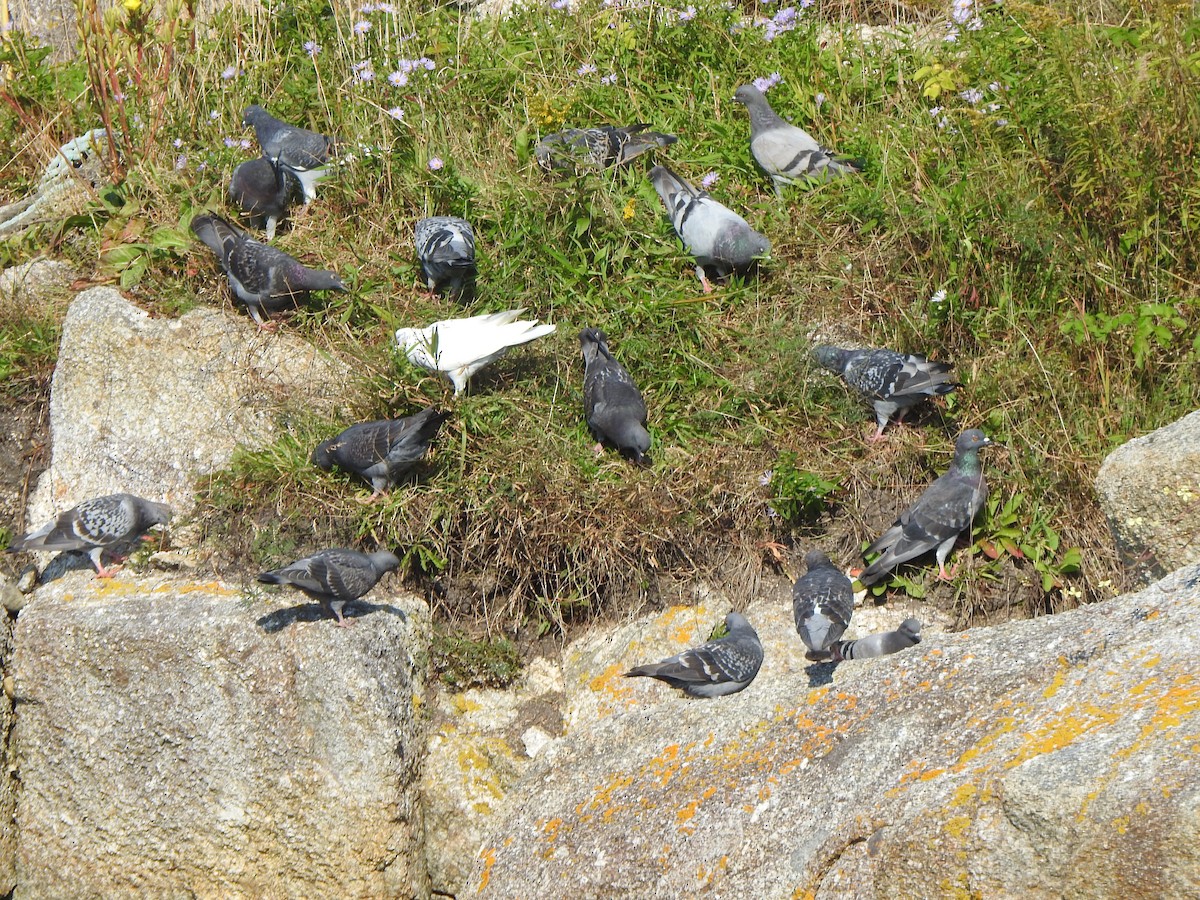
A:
[724, 612, 754, 633]
[312, 436, 340, 470]
[368, 550, 401, 574]
[614, 420, 651, 464]
[242, 105, 271, 128]
[285, 266, 347, 294]
[803, 549, 833, 572]
[718, 225, 771, 271]
[733, 84, 784, 130]
[142, 500, 173, 528]
[812, 344, 851, 374]
[899, 618, 922, 640]
[955, 429, 993, 454]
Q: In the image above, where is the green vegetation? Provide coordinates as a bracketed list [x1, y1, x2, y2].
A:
[2, 0, 1198, 651]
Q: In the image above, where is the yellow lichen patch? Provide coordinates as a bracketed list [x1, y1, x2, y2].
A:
[952, 715, 1018, 771]
[1042, 666, 1068, 699]
[1113, 815, 1130, 834]
[944, 815, 972, 839]
[676, 800, 699, 826]
[646, 743, 681, 788]
[807, 686, 830, 705]
[696, 855, 729, 887]
[1120, 670, 1200, 759]
[475, 846, 496, 893]
[578, 772, 636, 816]
[1142, 655, 1161, 668]
[540, 817, 563, 839]
[589, 662, 634, 699]
[951, 783, 977, 807]
[452, 694, 482, 714]
[1007, 703, 1123, 768]
[790, 889, 817, 900]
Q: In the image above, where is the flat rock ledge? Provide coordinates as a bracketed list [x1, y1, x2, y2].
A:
[11, 571, 430, 899]
[467, 564, 1200, 899]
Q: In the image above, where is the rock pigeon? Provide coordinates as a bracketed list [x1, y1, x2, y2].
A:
[624, 612, 764, 698]
[8, 493, 171, 578]
[649, 163, 771, 293]
[229, 156, 296, 240]
[242, 104, 335, 204]
[257, 548, 399, 626]
[792, 549, 855, 660]
[313, 407, 451, 501]
[814, 345, 960, 442]
[832, 618, 922, 660]
[190, 212, 347, 328]
[579, 328, 650, 464]
[395, 309, 557, 395]
[535, 124, 678, 172]
[414, 216, 476, 302]
[733, 84, 862, 197]
[859, 429, 994, 586]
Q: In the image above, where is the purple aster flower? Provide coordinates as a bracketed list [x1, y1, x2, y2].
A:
[421, 57, 436, 70]
[577, 62, 597, 76]
[172, 137, 183, 148]
[353, 20, 371, 34]
[304, 40, 320, 56]
[960, 88, 982, 104]
[239, 139, 252, 150]
[551, 0, 569, 7]
[758, 470, 773, 486]
[387, 106, 405, 120]
[221, 65, 239, 80]
[600, 73, 617, 85]
[198, 161, 207, 171]
[988, 81, 1001, 92]
[359, 2, 376, 11]
[951, 0, 972, 23]
[174, 154, 187, 170]
[752, 72, 782, 92]
[428, 156, 444, 171]
[966, 16, 983, 30]
[944, 25, 959, 42]
[929, 106, 943, 116]
[815, 92, 826, 109]
[700, 170, 719, 189]
[985, 102, 1001, 112]
[223, 136, 236, 148]
[389, 71, 408, 86]
[378, 2, 396, 11]
[209, 110, 220, 121]
[678, 5, 696, 21]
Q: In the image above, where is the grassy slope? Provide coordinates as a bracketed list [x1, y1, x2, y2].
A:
[1, 0, 1198, 673]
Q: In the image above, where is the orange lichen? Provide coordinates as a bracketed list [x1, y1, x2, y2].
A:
[589, 663, 632, 696]
[475, 847, 496, 893]
[1006, 703, 1122, 767]
[540, 817, 563, 838]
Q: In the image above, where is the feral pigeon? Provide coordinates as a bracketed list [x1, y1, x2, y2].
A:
[858, 429, 993, 586]
[313, 407, 451, 501]
[733, 84, 862, 197]
[414, 216, 476, 302]
[535, 124, 678, 172]
[649, 163, 771, 293]
[813, 345, 960, 442]
[395, 309, 557, 395]
[257, 548, 399, 627]
[191, 212, 347, 327]
[792, 549, 854, 660]
[8, 493, 171, 578]
[579, 327, 650, 464]
[242, 104, 335, 204]
[624, 612, 763, 698]
[832, 618, 922, 660]
[229, 156, 296, 240]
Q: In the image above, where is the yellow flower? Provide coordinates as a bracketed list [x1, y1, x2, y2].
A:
[622, 198, 636, 221]
[123, 0, 142, 12]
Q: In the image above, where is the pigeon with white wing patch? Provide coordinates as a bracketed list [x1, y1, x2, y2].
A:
[792, 549, 854, 661]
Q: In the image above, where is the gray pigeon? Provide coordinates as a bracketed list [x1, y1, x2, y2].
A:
[649, 164, 771, 293]
[733, 84, 862, 197]
[257, 548, 400, 626]
[242, 104, 335, 204]
[313, 407, 451, 501]
[832, 618, 922, 660]
[858, 429, 993, 586]
[792, 549, 854, 660]
[579, 328, 650, 464]
[814, 345, 960, 442]
[229, 156, 296, 240]
[191, 212, 347, 328]
[414, 216, 476, 302]
[624, 612, 763, 697]
[535, 124, 677, 172]
[8, 493, 171, 578]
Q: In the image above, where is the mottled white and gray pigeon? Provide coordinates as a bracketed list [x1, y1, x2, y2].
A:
[649, 163, 771, 293]
[414, 216, 476, 302]
[814, 345, 960, 442]
[535, 124, 677, 172]
[579, 328, 650, 464]
[242, 105, 334, 204]
[395, 309, 557, 395]
[8, 493, 171, 578]
[792, 549, 854, 660]
[624, 612, 763, 697]
[859, 429, 993, 586]
[229, 156, 296, 240]
[831, 618, 922, 660]
[257, 548, 399, 627]
[733, 84, 862, 197]
[191, 212, 347, 328]
[313, 407, 451, 501]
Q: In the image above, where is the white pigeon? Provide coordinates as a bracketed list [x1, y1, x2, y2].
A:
[395, 309, 557, 395]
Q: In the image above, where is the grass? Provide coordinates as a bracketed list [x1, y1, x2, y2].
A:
[2, 0, 1198, 652]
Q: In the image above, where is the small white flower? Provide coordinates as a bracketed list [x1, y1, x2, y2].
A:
[931, 289, 947, 304]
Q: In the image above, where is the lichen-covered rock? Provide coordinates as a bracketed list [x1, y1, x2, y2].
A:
[0, 601, 16, 896]
[422, 657, 564, 895]
[0, 258, 76, 320]
[1096, 408, 1200, 583]
[27, 287, 353, 524]
[467, 565, 1200, 898]
[11, 571, 430, 899]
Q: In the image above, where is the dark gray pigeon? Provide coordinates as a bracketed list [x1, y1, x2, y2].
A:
[859, 429, 993, 586]
[733, 84, 862, 197]
[229, 156, 296, 240]
[535, 124, 677, 172]
[579, 328, 650, 465]
[624, 612, 763, 697]
[792, 549, 854, 660]
[257, 548, 400, 626]
[414, 216, 476, 302]
[649, 164, 771, 293]
[191, 212, 347, 328]
[832, 618, 922, 660]
[814, 345, 960, 442]
[313, 407, 450, 501]
[242, 104, 334, 204]
[8, 493, 171, 578]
